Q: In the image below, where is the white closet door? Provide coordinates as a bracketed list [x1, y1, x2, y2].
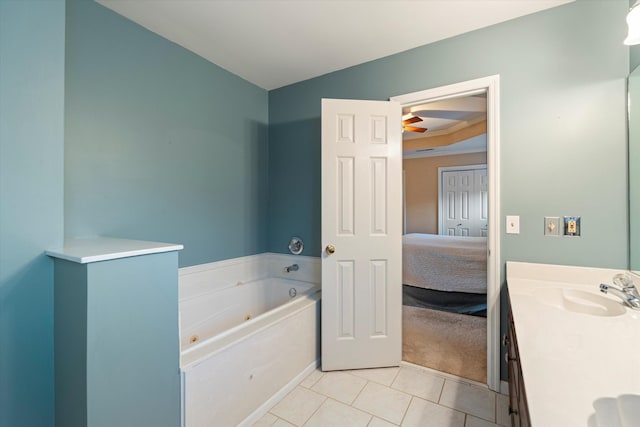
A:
[440, 167, 487, 237]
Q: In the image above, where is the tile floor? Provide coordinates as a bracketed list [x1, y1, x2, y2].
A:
[253, 363, 509, 427]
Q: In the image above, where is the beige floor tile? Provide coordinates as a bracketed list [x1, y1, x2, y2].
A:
[304, 398, 372, 427]
[272, 419, 296, 427]
[495, 393, 510, 426]
[465, 415, 501, 427]
[253, 412, 278, 427]
[402, 397, 465, 427]
[270, 386, 327, 426]
[348, 367, 400, 386]
[353, 382, 411, 425]
[300, 369, 324, 389]
[368, 417, 398, 427]
[311, 371, 367, 404]
[439, 380, 496, 422]
[391, 366, 445, 403]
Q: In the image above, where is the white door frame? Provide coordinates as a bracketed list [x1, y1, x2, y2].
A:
[391, 75, 501, 391]
[438, 164, 487, 236]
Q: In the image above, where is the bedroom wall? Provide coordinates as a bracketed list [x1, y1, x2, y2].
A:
[404, 152, 487, 234]
[65, 0, 269, 267]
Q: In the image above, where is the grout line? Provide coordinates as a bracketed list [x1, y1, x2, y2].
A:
[349, 378, 369, 407]
[299, 394, 327, 426]
[398, 395, 413, 426]
[437, 378, 446, 404]
[401, 361, 488, 390]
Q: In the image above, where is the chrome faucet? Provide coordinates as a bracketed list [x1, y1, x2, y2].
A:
[599, 273, 640, 309]
[284, 264, 299, 273]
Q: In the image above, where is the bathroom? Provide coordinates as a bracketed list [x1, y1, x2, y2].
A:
[0, 0, 636, 426]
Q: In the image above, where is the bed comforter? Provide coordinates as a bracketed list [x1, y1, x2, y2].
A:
[402, 233, 487, 294]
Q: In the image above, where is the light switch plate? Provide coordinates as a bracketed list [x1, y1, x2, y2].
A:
[544, 217, 560, 236]
[506, 215, 520, 234]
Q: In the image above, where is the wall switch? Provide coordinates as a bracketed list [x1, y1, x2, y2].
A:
[506, 215, 520, 234]
[563, 216, 581, 236]
[544, 217, 560, 236]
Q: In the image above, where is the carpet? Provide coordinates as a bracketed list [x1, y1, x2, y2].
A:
[403, 305, 487, 383]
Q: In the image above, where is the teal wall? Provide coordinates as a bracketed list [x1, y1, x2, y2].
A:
[65, 0, 269, 267]
[0, 1, 66, 426]
[54, 260, 88, 427]
[53, 252, 180, 427]
[268, 0, 629, 270]
[86, 253, 180, 427]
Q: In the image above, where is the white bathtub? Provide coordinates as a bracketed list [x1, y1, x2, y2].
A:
[180, 273, 320, 427]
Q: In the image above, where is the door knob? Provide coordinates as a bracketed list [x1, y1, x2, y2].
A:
[325, 244, 336, 255]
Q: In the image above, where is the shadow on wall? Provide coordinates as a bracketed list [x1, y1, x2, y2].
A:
[269, 118, 322, 256]
[0, 254, 54, 426]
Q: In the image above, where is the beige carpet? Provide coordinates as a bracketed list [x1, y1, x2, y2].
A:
[403, 305, 487, 383]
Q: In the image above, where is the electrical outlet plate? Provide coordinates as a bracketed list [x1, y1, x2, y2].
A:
[544, 217, 560, 236]
[563, 216, 581, 237]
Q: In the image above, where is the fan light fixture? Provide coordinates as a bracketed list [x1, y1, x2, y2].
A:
[625, 0, 640, 45]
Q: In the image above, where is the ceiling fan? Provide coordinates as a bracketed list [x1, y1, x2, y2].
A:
[402, 115, 428, 133]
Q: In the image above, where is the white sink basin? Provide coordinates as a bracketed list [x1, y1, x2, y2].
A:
[589, 394, 640, 427]
[533, 287, 626, 317]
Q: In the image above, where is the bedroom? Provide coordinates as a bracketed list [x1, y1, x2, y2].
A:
[402, 93, 489, 383]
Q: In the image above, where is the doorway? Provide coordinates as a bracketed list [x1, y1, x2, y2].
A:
[391, 75, 500, 391]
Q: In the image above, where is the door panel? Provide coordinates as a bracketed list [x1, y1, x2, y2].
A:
[441, 167, 487, 237]
[321, 98, 402, 371]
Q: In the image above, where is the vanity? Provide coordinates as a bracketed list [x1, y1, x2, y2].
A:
[506, 261, 640, 426]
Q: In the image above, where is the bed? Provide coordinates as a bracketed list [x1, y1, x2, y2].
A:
[402, 233, 487, 315]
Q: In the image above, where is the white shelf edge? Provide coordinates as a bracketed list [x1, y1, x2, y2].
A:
[46, 237, 183, 264]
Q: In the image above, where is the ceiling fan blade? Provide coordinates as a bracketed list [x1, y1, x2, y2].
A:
[403, 126, 428, 133]
[402, 116, 422, 125]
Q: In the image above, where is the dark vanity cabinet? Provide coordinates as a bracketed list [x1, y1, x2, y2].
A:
[506, 310, 531, 427]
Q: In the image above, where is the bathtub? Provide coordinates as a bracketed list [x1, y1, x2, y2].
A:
[180, 275, 320, 427]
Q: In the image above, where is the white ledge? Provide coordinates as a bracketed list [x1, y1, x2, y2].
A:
[46, 237, 183, 264]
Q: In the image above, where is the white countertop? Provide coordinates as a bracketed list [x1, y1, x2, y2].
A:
[46, 237, 183, 264]
[507, 262, 640, 427]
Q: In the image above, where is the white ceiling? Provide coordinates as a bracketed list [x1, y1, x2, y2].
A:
[403, 95, 487, 139]
[97, 0, 574, 90]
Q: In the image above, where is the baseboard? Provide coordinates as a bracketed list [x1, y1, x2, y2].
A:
[237, 359, 320, 427]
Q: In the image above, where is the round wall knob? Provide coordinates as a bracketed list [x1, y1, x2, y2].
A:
[325, 244, 336, 255]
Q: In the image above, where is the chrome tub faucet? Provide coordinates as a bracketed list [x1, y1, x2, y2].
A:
[600, 273, 640, 309]
[284, 264, 299, 273]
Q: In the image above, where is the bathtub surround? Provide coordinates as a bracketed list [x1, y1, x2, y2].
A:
[48, 238, 183, 427]
[178, 253, 320, 426]
[0, 2, 65, 426]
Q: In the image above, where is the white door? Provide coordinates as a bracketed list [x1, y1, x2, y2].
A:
[321, 98, 402, 371]
[440, 167, 487, 237]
